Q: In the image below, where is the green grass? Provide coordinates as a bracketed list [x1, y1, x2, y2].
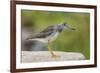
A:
[21, 10, 90, 59]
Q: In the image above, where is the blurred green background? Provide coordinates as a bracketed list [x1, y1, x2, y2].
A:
[21, 10, 90, 59]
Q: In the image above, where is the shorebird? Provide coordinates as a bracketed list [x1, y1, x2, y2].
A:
[27, 22, 75, 58]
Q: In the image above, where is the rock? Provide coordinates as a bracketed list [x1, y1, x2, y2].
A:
[22, 51, 85, 63]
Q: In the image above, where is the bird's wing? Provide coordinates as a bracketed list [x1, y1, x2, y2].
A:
[40, 25, 55, 33]
[33, 31, 54, 38]
[27, 25, 55, 39]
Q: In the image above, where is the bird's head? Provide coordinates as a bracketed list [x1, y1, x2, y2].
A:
[62, 22, 75, 30]
[57, 22, 75, 32]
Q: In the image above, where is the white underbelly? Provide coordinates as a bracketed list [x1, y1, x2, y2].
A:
[46, 32, 59, 42]
[29, 38, 48, 43]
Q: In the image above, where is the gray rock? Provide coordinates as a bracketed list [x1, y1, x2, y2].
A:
[21, 51, 85, 63]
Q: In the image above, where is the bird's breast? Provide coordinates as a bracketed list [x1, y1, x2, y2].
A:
[46, 32, 59, 42]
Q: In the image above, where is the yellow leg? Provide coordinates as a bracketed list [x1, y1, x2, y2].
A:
[48, 42, 60, 58]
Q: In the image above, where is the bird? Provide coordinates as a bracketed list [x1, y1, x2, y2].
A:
[27, 22, 75, 58]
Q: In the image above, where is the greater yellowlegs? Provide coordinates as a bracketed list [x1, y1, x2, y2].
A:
[27, 22, 75, 58]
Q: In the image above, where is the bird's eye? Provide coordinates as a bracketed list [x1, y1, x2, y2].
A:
[63, 23, 67, 26]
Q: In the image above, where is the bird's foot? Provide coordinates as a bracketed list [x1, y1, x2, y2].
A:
[52, 54, 60, 58]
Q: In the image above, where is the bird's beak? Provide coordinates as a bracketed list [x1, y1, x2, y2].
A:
[66, 25, 75, 30]
[69, 27, 75, 30]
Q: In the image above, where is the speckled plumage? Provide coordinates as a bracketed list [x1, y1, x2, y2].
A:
[27, 23, 74, 43]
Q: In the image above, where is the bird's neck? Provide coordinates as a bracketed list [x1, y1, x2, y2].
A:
[57, 29, 63, 32]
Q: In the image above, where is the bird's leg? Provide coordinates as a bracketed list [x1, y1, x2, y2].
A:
[48, 41, 60, 58]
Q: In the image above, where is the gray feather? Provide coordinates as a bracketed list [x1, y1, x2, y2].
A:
[27, 25, 56, 39]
